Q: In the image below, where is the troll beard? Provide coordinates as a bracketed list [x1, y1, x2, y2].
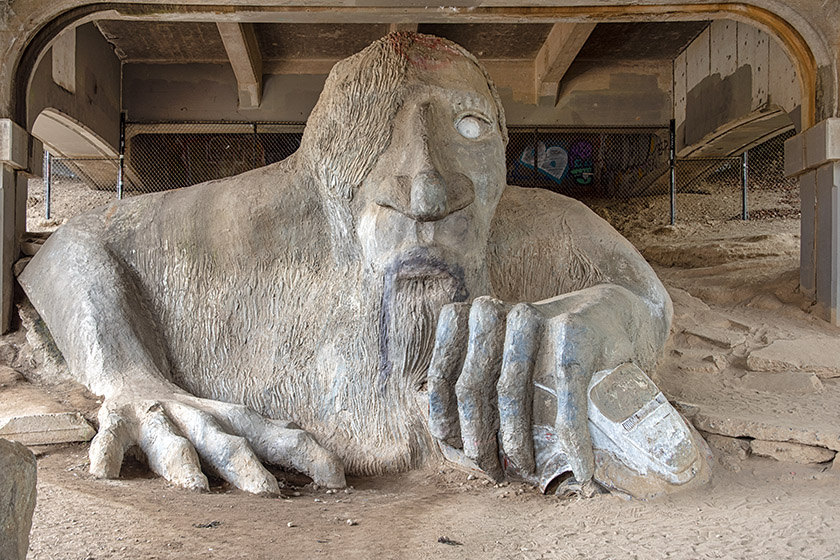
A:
[378, 255, 468, 393]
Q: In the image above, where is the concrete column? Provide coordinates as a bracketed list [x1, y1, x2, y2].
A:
[0, 165, 17, 330]
[798, 169, 816, 296]
[0, 119, 31, 333]
[785, 119, 840, 325]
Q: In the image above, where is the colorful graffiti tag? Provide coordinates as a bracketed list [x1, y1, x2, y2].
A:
[568, 141, 594, 185]
[507, 129, 669, 197]
[517, 141, 595, 187]
[518, 141, 569, 184]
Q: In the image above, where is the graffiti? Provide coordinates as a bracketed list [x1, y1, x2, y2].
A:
[602, 134, 668, 195]
[507, 129, 670, 197]
[568, 141, 594, 185]
[519, 142, 568, 185]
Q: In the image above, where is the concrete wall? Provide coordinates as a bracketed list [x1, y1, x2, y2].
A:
[26, 23, 121, 152]
[504, 60, 672, 127]
[123, 64, 327, 122]
[674, 20, 799, 155]
[124, 59, 671, 128]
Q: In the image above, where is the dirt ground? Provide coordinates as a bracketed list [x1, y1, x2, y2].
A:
[13, 179, 840, 559]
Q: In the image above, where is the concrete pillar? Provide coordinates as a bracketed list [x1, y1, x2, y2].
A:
[0, 119, 31, 333]
[785, 119, 840, 325]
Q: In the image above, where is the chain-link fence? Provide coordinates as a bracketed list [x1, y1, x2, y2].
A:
[741, 129, 799, 220]
[124, 122, 303, 193]
[32, 121, 799, 231]
[674, 156, 745, 223]
[507, 126, 671, 199]
[27, 156, 122, 232]
[672, 129, 797, 223]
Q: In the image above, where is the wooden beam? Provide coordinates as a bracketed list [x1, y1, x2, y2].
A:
[216, 22, 262, 109]
[534, 23, 596, 102]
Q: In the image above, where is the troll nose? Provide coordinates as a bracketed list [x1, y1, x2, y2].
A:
[410, 169, 449, 222]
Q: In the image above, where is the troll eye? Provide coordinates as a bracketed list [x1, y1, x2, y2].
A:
[455, 115, 490, 139]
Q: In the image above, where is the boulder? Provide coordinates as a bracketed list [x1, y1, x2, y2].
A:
[0, 438, 37, 560]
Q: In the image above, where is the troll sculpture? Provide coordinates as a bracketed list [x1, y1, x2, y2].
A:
[20, 33, 709, 499]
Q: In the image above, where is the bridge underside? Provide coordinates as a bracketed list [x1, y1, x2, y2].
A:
[1, 2, 838, 327]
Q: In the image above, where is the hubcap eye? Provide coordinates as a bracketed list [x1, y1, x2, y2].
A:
[455, 115, 487, 139]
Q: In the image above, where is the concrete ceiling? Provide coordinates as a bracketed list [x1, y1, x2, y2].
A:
[95, 21, 229, 63]
[576, 22, 709, 61]
[95, 20, 708, 64]
[93, 19, 710, 105]
[255, 23, 388, 60]
[417, 24, 554, 59]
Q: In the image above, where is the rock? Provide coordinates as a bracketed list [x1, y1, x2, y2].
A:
[672, 349, 726, 374]
[19, 241, 42, 257]
[0, 365, 22, 385]
[693, 409, 840, 452]
[747, 338, 840, 378]
[0, 438, 37, 560]
[750, 440, 836, 464]
[672, 401, 700, 418]
[683, 325, 746, 349]
[0, 412, 95, 445]
[0, 367, 95, 444]
[705, 434, 750, 471]
[0, 341, 18, 366]
[12, 257, 30, 277]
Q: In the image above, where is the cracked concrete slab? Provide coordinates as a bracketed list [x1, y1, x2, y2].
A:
[747, 337, 840, 378]
[0, 366, 95, 445]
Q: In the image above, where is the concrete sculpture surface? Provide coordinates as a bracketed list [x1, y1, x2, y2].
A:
[19, 32, 709, 499]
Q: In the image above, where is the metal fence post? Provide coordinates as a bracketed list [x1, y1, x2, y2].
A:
[253, 122, 259, 170]
[533, 126, 539, 174]
[44, 151, 52, 220]
[669, 119, 676, 225]
[741, 150, 749, 220]
[118, 112, 125, 200]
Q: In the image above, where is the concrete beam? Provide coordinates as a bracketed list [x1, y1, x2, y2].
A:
[216, 22, 262, 109]
[0, 120, 28, 171]
[534, 22, 596, 102]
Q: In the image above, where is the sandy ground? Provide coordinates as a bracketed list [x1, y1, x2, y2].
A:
[25, 445, 840, 560]
[26, 178, 119, 233]
[11, 178, 840, 560]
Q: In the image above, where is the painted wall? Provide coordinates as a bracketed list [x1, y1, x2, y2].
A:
[26, 22, 122, 152]
[674, 20, 799, 155]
